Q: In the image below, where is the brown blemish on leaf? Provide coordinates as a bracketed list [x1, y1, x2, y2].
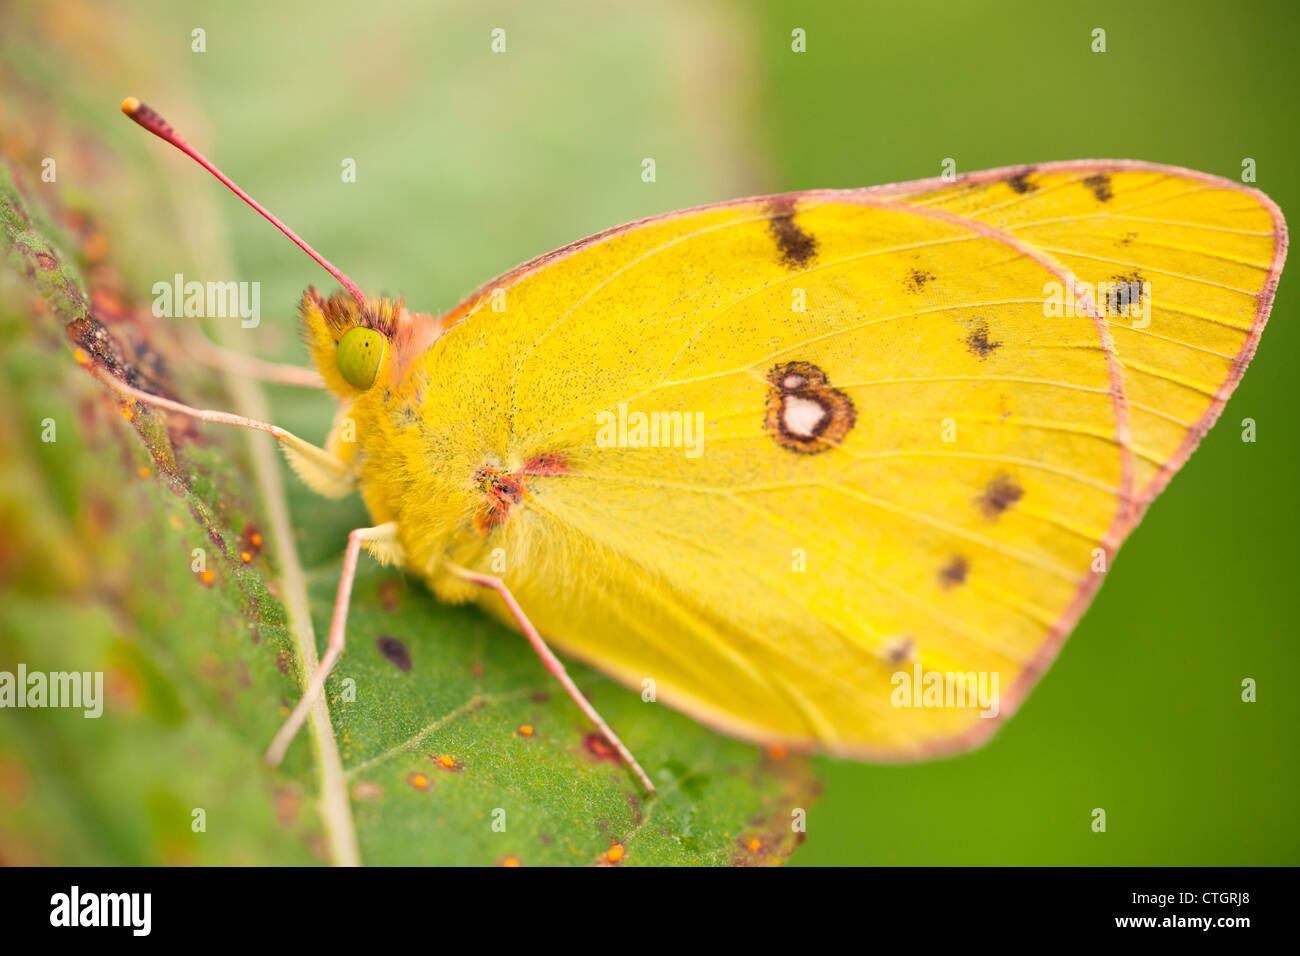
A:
[733, 755, 821, 866]
[976, 474, 1023, 519]
[939, 555, 969, 589]
[375, 634, 412, 672]
[273, 787, 300, 826]
[1083, 173, 1113, 202]
[763, 361, 856, 454]
[904, 268, 935, 293]
[767, 199, 817, 268]
[625, 791, 645, 827]
[351, 781, 383, 801]
[584, 732, 619, 762]
[66, 314, 134, 385]
[965, 319, 1002, 359]
[239, 524, 263, 562]
[377, 577, 401, 611]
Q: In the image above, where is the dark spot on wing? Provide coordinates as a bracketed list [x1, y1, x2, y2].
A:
[375, 634, 412, 672]
[939, 555, 969, 589]
[976, 474, 1023, 519]
[1105, 271, 1146, 316]
[1083, 173, 1113, 202]
[1006, 170, 1038, 194]
[884, 637, 916, 664]
[763, 361, 856, 454]
[767, 199, 817, 268]
[904, 268, 936, 293]
[965, 319, 1002, 359]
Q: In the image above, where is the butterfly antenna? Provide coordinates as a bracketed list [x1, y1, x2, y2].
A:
[120, 96, 366, 306]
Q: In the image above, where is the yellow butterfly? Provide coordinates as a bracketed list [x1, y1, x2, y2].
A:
[107, 99, 1286, 793]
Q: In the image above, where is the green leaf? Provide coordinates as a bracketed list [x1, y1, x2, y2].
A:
[0, 2, 820, 866]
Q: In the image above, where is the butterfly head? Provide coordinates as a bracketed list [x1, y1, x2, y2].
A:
[300, 288, 445, 397]
[299, 289, 397, 393]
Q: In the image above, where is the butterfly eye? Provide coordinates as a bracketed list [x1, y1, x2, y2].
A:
[336, 326, 385, 390]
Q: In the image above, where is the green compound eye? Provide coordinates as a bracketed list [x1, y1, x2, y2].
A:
[336, 326, 385, 390]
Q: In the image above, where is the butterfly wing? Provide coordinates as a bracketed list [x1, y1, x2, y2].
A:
[408, 161, 1285, 758]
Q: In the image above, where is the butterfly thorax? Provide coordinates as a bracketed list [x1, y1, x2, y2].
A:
[301, 289, 559, 601]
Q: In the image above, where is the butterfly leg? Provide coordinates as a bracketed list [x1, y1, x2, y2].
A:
[84, 363, 375, 762]
[86, 362, 352, 494]
[264, 522, 397, 766]
[449, 565, 656, 794]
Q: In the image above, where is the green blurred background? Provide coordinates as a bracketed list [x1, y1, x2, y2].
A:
[1, 0, 1296, 864]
